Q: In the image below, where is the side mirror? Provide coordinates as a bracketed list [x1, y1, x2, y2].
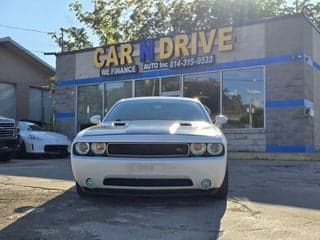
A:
[90, 115, 101, 124]
[215, 115, 228, 128]
[27, 127, 32, 132]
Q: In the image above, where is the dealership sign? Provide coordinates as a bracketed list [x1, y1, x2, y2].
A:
[94, 26, 233, 76]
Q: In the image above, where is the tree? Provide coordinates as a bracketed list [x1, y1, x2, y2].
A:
[281, 0, 320, 27]
[50, 0, 320, 51]
[49, 27, 92, 51]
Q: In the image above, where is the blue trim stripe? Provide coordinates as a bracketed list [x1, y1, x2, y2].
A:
[304, 99, 314, 109]
[55, 112, 75, 119]
[266, 144, 315, 153]
[56, 53, 298, 87]
[266, 99, 314, 109]
[303, 54, 320, 71]
[55, 52, 320, 87]
[266, 99, 305, 108]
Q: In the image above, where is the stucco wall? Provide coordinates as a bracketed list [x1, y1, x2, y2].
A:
[0, 44, 53, 120]
[54, 54, 76, 138]
[264, 16, 313, 150]
[312, 27, 320, 151]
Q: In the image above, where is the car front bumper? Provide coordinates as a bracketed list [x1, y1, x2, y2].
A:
[24, 141, 70, 154]
[0, 136, 21, 154]
[71, 155, 227, 191]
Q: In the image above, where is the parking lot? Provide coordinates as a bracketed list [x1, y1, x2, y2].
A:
[0, 158, 319, 240]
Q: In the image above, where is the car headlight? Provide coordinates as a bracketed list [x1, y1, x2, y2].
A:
[28, 134, 42, 140]
[207, 143, 224, 156]
[190, 143, 206, 155]
[91, 142, 107, 155]
[74, 142, 90, 155]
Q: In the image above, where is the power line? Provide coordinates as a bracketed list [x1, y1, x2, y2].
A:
[0, 23, 55, 34]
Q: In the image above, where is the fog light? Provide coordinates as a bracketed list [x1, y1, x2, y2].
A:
[200, 179, 212, 189]
[86, 178, 96, 188]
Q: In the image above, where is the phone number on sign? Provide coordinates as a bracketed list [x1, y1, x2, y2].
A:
[169, 55, 215, 69]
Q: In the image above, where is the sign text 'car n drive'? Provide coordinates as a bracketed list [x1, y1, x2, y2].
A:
[94, 26, 233, 76]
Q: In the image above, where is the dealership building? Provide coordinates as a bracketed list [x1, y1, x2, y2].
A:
[54, 14, 320, 152]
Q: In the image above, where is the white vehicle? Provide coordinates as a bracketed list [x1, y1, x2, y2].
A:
[19, 121, 71, 157]
[71, 97, 228, 198]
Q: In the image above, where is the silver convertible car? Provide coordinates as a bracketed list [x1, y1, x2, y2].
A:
[71, 97, 228, 198]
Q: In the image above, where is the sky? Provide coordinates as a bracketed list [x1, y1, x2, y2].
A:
[0, 0, 318, 69]
[0, 0, 95, 68]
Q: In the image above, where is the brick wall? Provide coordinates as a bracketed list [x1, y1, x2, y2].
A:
[224, 129, 266, 152]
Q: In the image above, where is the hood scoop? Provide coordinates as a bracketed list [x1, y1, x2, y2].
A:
[179, 122, 192, 127]
[112, 121, 127, 127]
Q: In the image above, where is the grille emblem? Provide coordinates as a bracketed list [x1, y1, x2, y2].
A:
[175, 147, 184, 153]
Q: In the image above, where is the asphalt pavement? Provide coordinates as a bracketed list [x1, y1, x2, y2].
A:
[0, 158, 319, 240]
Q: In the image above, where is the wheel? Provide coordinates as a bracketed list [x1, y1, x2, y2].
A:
[75, 182, 90, 197]
[19, 141, 28, 158]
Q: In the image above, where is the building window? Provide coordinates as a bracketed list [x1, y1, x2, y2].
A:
[183, 72, 220, 119]
[77, 84, 104, 130]
[222, 67, 264, 129]
[0, 83, 15, 118]
[104, 81, 132, 113]
[28, 87, 52, 123]
[135, 78, 159, 97]
[77, 82, 132, 130]
[161, 76, 181, 95]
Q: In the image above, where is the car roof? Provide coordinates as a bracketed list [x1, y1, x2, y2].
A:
[19, 121, 36, 126]
[117, 96, 201, 103]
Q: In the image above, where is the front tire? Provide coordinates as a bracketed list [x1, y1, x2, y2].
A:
[75, 182, 90, 197]
[19, 141, 28, 158]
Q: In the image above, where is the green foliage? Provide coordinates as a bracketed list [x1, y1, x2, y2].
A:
[282, 0, 320, 27]
[48, 75, 56, 95]
[49, 27, 92, 51]
[50, 0, 320, 51]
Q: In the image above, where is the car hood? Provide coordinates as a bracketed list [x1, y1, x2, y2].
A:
[79, 120, 223, 138]
[0, 116, 15, 122]
[21, 130, 71, 142]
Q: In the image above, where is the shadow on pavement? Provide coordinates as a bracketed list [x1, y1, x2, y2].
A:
[1, 158, 320, 210]
[0, 158, 73, 181]
[1, 159, 320, 239]
[0, 187, 227, 240]
[1, 159, 319, 210]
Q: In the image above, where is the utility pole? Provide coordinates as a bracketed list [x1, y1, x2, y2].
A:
[60, 28, 64, 52]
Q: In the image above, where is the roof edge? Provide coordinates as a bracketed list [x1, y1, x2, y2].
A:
[0, 37, 55, 73]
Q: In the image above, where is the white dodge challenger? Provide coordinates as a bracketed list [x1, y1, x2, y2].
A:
[71, 97, 228, 198]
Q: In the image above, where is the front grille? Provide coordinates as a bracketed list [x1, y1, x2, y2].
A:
[0, 129, 15, 138]
[0, 122, 14, 128]
[103, 178, 193, 187]
[44, 145, 69, 154]
[0, 122, 15, 138]
[107, 143, 189, 157]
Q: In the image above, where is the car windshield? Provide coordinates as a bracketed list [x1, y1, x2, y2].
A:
[29, 124, 44, 131]
[103, 99, 210, 122]
[19, 122, 44, 131]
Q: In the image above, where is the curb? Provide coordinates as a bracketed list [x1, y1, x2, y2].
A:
[228, 152, 320, 161]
